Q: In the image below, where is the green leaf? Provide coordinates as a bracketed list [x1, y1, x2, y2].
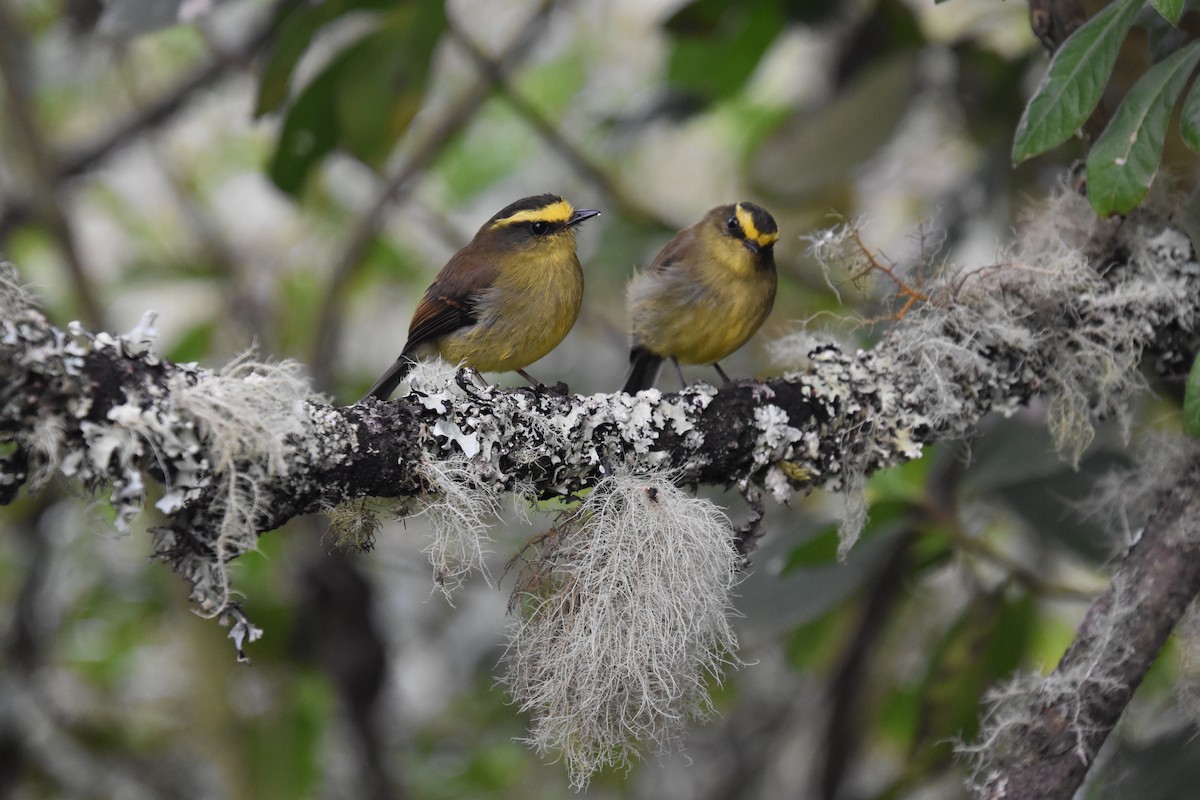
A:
[267, 57, 344, 195]
[266, 3, 446, 195]
[255, 6, 329, 116]
[255, 0, 399, 116]
[1086, 40, 1200, 216]
[1183, 352, 1200, 437]
[1012, 0, 1141, 164]
[665, 0, 783, 104]
[336, 4, 446, 166]
[1179, 63, 1200, 151]
[1150, 0, 1184, 25]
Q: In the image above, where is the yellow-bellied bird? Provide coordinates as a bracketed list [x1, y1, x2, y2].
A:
[360, 194, 600, 401]
[623, 202, 778, 393]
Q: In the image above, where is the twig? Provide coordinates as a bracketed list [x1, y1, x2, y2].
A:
[943, 522, 1096, 602]
[447, 20, 675, 230]
[0, 2, 282, 244]
[308, 0, 563, 392]
[0, 3, 103, 328]
[848, 228, 929, 320]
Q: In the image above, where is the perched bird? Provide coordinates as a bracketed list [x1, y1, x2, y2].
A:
[623, 202, 779, 393]
[360, 194, 600, 402]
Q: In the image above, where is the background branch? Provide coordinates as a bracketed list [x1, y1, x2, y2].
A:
[308, 0, 562, 393]
[0, 1, 103, 328]
[969, 442, 1200, 799]
[0, 2, 281, 245]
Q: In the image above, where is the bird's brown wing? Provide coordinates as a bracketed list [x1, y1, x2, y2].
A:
[646, 227, 693, 273]
[402, 249, 501, 353]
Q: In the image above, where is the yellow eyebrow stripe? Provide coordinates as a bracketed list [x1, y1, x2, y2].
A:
[493, 199, 575, 227]
[735, 204, 779, 247]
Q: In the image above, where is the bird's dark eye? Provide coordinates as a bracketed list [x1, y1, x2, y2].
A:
[726, 216, 739, 232]
[530, 221, 549, 235]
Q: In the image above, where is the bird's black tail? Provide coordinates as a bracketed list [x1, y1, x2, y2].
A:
[622, 347, 663, 394]
[359, 353, 417, 402]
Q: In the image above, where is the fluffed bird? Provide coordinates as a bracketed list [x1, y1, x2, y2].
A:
[360, 194, 600, 402]
[623, 201, 779, 393]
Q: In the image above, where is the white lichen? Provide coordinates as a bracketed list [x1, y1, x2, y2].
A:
[763, 188, 1189, 558]
[158, 353, 315, 610]
[169, 350, 311, 477]
[24, 414, 67, 491]
[414, 457, 501, 600]
[324, 499, 383, 552]
[0, 260, 37, 317]
[837, 468, 869, 559]
[502, 472, 740, 789]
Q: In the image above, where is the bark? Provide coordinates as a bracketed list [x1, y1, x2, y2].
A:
[972, 447, 1200, 799]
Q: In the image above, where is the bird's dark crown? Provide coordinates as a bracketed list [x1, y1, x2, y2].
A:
[737, 202, 778, 238]
[487, 194, 572, 228]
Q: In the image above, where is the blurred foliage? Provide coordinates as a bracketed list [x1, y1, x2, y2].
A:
[265, 1, 446, 194]
[2, 0, 1199, 797]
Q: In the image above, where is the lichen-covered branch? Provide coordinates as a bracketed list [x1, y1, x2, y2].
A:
[1, 192, 1198, 616]
[962, 440, 1200, 799]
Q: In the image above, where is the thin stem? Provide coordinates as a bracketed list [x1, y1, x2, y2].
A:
[0, 1, 103, 328]
[0, 2, 281, 244]
[447, 20, 675, 230]
[309, 0, 563, 393]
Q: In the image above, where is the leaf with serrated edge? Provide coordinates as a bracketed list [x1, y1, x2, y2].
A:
[1087, 41, 1200, 216]
[1012, 0, 1141, 163]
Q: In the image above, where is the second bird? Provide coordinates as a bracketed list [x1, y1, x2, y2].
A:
[360, 194, 600, 402]
[623, 202, 779, 393]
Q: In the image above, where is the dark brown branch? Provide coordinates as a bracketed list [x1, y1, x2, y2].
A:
[2, 202, 1197, 620]
[820, 529, 917, 800]
[972, 444, 1200, 799]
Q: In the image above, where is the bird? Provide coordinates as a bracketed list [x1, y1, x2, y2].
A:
[623, 201, 779, 394]
[359, 194, 600, 402]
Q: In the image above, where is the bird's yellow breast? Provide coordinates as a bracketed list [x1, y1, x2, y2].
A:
[628, 235, 775, 366]
[440, 241, 584, 372]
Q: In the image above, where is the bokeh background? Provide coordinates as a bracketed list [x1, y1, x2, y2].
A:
[3, 0, 1198, 797]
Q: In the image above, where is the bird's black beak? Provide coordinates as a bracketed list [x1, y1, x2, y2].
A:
[742, 238, 761, 255]
[568, 208, 601, 227]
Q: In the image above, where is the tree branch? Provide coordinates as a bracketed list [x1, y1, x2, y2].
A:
[965, 441, 1200, 799]
[2, 194, 1196, 617]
